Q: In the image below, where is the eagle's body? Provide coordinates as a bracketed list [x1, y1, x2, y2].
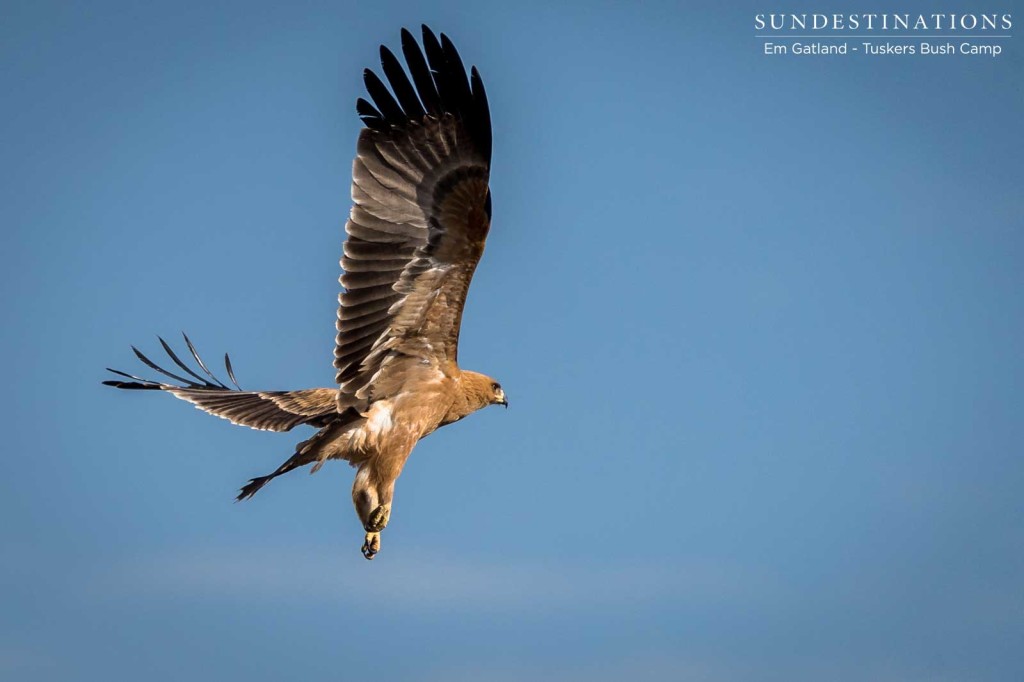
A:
[104, 27, 506, 560]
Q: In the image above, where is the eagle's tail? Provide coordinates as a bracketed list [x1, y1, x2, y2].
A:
[236, 424, 346, 500]
[236, 450, 311, 501]
[103, 333, 339, 432]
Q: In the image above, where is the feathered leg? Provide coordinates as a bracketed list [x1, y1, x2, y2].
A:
[352, 466, 380, 559]
[352, 467, 397, 560]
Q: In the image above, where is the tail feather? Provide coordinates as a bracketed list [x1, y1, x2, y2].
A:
[237, 450, 315, 501]
[237, 474, 276, 501]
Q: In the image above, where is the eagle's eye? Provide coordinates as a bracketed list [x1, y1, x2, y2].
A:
[491, 382, 501, 392]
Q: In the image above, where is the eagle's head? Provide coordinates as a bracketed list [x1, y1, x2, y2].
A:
[458, 370, 508, 413]
[489, 380, 508, 408]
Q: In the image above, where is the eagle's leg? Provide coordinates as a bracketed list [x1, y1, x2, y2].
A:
[352, 466, 378, 525]
[353, 466, 394, 560]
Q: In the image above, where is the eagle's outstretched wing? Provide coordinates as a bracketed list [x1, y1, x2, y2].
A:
[334, 26, 492, 400]
[104, 335, 338, 432]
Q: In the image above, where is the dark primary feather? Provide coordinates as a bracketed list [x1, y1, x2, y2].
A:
[355, 25, 491, 152]
[363, 69, 405, 123]
[183, 332, 230, 388]
[224, 353, 241, 390]
[105, 335, 338, 432]
[439, 33, 474, 117]
[356, 98, 384, 129]
[158, 336, 213, 385]
[401, 27, 441, 115]
[380, 46, 425, 120]
[469, 67, 492, 164]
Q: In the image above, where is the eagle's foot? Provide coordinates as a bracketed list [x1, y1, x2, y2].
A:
[365, 504, 391, 533]
[361, 531, 381, 560]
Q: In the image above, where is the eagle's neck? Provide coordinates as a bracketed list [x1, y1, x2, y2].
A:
[441, 370, 493, 425]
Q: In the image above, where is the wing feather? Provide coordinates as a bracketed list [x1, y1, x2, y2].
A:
[380, 46, 426, 120]
[362, 69, 406, 123]
[401, 27, 441, 115]
[334, 26, 492, 397]
[105, 338, 338, 431]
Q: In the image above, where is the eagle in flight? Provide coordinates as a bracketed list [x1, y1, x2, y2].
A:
[104, 26, 506, 560]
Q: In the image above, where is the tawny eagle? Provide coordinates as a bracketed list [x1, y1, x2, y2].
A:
[104, 26, 506, 560]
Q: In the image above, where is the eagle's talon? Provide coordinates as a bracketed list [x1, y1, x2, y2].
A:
[361, 531, 381, 560]
[365, 505, 391, 533]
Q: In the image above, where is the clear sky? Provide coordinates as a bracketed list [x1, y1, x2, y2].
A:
[2, 1, 1022, 680]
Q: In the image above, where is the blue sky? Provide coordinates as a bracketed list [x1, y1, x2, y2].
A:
[2, 0, 1022, 680]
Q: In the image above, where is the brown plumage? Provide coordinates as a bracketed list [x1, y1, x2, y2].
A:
[103, 26, 507, 560]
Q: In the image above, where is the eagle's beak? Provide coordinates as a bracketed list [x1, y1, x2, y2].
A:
[496, 389, 508, 408]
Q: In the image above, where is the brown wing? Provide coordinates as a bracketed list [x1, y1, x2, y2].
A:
[104, 336, 338, 432]
[334, 26, 492, 400]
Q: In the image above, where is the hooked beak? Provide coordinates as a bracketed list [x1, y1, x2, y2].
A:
[496, 389, 508, 408]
